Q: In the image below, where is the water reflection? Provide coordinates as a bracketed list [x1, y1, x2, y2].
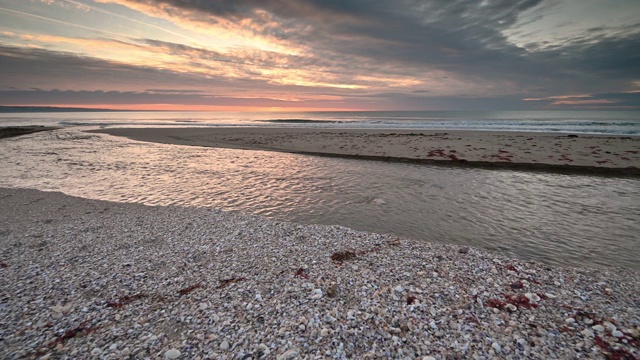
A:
[1, 129, 639, 270]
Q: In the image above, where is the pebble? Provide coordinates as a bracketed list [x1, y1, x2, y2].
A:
[580, 329, 595, 338]
[592, 325, 605, 332]
[604, 288, 613, 295]
[603, 321, 617, 332]
[277, 348, 300, 360]
[612, 330, 624, 338]
[164, 349, 181, 359]
[525, 293, 541, 303]
[1, 187, 639, 359]
[326, 283, 338, 298]
[310, 289, 323, 299]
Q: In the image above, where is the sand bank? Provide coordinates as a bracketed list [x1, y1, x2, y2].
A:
[0, 126, 59, 139]
[1, 187, 639, 359]
[92, 128, 640, 176]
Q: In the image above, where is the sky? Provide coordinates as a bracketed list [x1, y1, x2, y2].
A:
[0, 0, 639, 111]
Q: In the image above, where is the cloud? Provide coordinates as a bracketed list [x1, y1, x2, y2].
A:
[89, 1, 556, 93]
[525, 91, 640, 108]
[104, 1, 639, 93]
[2, 0, 639, 109]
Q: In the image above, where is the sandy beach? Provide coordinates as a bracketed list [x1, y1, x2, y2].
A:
[92, 128, 640, 176]
[1, 187, 639, 359]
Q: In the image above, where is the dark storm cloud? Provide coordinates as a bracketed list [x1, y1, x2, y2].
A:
[535, 30, 640, 79]
[147, 0, 542, 66]
[143, 0, 638, 95]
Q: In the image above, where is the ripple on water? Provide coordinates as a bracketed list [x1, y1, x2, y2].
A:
[1, 129, 639, 270]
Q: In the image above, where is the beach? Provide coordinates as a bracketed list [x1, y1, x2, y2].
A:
[1, 187, 639, 359]
[92, 128, 640, 176]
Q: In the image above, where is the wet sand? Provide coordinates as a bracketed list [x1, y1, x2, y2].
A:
[0, 126, 59, 139]
[92, 128, 640, 176]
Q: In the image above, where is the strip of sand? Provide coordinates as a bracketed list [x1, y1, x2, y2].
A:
[1, 187, 639, 358]
[92, 128, 640, 175]
[0, 125, 59, 139]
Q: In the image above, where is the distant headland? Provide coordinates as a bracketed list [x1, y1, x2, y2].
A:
[0, 106, 126, 113]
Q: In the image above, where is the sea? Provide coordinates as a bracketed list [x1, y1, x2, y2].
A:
[1, 110, 640, 134]
[1, 110, 639, 270]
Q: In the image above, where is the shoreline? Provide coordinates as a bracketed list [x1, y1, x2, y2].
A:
[1, 187, 639, 358]
[91, 127, 640, 177]
[0, 125, 60, 139]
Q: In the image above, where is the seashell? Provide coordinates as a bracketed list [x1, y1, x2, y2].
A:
[310, 289, 323, 299]
[525, 293, 541, 303]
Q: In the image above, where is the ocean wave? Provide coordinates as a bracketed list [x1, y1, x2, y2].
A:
[259, 119, 343, 123]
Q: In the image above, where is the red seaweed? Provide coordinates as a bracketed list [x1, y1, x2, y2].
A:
[427, 149, 446, 158]
[106, 294, 146, 309]
[295, 267, 309, 279]
[506, 294, 538, 309]
[504, 264, 518, 272]
[178, 283, 204, 296]
[48, 323, 99, 348]
[594, 335, 638, 360]
[406, 295, 417, 305]
[486, 298, 507, 309]
[486, 294, 539, 310]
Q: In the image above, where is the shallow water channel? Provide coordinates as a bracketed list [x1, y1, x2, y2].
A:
[1, 128, 639, 270]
